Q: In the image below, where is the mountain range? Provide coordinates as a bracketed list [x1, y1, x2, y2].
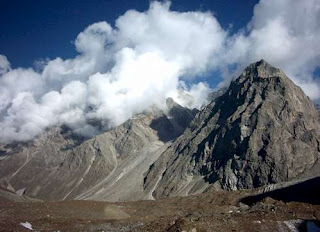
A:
[1, 60, 319, 204]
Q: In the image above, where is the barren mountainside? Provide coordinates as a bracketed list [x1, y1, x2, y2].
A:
[0, 60, 320, 203]
[0, 99, 196, 201]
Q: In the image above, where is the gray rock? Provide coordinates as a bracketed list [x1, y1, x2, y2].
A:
[0, 100, 195, 201]
[144, 60, 320, 198]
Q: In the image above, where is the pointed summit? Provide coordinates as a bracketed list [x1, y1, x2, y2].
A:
[144, 61, 320, 198]
[250, 59, 276, 70]
[239, 59, 285, 82]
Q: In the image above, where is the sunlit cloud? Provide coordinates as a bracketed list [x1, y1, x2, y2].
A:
[0, 0, 319, 142]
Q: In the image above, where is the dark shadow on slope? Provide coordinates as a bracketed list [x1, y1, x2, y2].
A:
[298, 220, 320, 232]
[60, 125, 86, 144]
[0, 149, 7, 157]
[150, 101, 197, 143]
[240, 176, 320, 206]
[150, 115, 177, 142]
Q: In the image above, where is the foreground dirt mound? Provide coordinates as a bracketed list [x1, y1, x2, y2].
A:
[0, 187, 319, 232]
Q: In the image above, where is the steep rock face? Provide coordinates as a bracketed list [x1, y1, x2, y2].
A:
[315, 103, 320, 120]
[0, 100, 195, 201]
[144, 60, 320, 198]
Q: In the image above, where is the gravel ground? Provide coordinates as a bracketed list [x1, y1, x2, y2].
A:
[0, 189, 319, 232]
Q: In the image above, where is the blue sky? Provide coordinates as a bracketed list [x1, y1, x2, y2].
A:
[0, 0, 319, 143]
[0, 0, 258, 68]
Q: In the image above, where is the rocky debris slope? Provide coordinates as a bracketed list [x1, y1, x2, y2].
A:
[0, 100, 195, 201]
[144, 60, 320, 198]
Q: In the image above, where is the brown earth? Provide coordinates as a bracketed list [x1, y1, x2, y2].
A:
[0, 189, 319, 232]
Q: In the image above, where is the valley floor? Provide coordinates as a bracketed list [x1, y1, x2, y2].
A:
[0, 189, 319, 232]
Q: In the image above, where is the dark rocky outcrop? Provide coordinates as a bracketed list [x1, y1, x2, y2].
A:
[240, 176, 320, 206]
[150, 98, 197, 142]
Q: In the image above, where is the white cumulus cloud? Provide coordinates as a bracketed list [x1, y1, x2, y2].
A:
[0, 0, 320, 143]
[223, 0, 320, 99]
[0, 1, 223, 143]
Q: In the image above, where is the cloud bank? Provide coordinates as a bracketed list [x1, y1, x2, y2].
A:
[223, 0, 320, 99]
[0, 0, 320, 142]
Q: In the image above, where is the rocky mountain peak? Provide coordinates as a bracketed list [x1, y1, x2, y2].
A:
[227, 60, 317, 115]
[165, 97, 178, 108]
[144, 60, 320, 197]
[1, 60, 319, 203]
[241, 59, 284, 80]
